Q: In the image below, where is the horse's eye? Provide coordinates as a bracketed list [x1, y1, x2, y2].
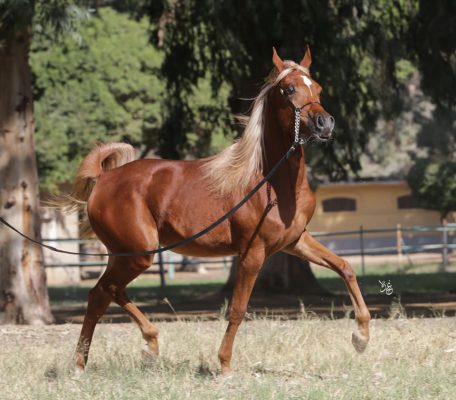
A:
[284, 86, 295, 95]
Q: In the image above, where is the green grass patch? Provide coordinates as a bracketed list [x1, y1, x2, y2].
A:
[311, 261, 456, 278]
[48, 269, 455, 309]
[318, 272, 456, 295]
[48, 280, 227, 307]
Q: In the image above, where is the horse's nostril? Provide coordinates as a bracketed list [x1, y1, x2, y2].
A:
[316, 115, 325, 129]
[329, 116, 335, 129]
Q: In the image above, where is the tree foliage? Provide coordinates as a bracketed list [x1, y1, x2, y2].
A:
[31, 6, 233, 191]
[1, 0, 90, 40]
[31, 7, 163, 192]
[407, 158, 456, 219]
[406, 1, 456, 216]
[411, 0, 456, 111]
[410, 0, 456, 157]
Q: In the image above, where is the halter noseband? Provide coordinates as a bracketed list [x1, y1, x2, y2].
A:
[295, 100, 321, 111]
[293, 101, 321, 145]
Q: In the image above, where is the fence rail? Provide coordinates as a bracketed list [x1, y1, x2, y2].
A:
[313, 222, 455, 274]
[43, 223, 455, 281]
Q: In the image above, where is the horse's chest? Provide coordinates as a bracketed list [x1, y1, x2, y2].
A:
[269, 190, 315, 241]
[257, 202, 309, 244]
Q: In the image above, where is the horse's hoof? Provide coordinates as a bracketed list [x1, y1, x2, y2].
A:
[215, 371, 236, 385]
[221, 370, 233, 379]
[72, 366, 84, 380]
[141, 345, 158, 365]
[352, 331, 369, 353]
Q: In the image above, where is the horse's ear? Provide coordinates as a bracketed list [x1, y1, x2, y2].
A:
[300, 45, 312, 69]
[272, 47, 284, 72]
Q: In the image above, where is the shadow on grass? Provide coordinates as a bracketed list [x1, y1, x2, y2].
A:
[48, 282, 226, 306]
[48, 270, 456, 323]
[49, 272, 456, 307]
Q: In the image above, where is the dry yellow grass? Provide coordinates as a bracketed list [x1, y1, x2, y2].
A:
[0, 317, 455, 399]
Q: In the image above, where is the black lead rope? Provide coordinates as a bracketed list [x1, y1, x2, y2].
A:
[0, 136, 301, 258]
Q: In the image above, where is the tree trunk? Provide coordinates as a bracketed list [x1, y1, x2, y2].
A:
[0, 27, 53, 324]
[224, 252, 328, 295]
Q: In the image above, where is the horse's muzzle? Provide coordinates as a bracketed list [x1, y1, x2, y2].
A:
[314, 113, 335, 141]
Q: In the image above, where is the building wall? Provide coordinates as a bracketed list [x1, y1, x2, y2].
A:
[306, 180, 453, 256]
[308, 180, 442, 233]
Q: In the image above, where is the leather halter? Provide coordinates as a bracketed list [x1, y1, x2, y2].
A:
[295, 100, 321, 111]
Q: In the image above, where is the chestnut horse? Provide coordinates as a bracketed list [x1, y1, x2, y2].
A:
[68, 47, 370, 375]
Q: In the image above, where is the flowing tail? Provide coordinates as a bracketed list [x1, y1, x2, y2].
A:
[58, 142, 135, 237]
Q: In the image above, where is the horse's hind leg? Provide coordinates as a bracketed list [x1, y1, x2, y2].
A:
[285, 230, 371, 352]
[98, 256, 160, 359]
[75, 276, 112, 372]
[74, 254, 160, 372]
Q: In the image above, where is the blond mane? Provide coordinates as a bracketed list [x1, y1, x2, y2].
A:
[203, 61, 308, 196]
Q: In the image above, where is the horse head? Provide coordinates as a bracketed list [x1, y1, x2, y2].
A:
[271, 46, 335, 143]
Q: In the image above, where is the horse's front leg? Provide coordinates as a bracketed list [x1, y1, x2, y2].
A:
[218, 247, 265, 375]
[284, 230, 371, 353]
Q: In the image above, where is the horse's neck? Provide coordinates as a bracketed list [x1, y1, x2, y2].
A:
[262, 111, 309, 193]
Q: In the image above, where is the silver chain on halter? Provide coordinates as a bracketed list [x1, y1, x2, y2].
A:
[294, 108, 305, 145]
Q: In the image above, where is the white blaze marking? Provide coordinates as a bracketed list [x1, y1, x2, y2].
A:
[301, 75, 313, 96]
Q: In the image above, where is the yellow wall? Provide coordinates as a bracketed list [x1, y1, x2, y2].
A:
[307, 180, 443, 233]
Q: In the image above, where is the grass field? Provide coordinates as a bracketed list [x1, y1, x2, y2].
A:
[12, 262, 451, 399]
[0, 316, 455, 400]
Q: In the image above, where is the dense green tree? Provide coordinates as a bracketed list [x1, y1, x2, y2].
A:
[32, 6, 233, 191]
[357, 59, 431, 178]
[31, 7, 164, 192]
[407, 158, 456, 221]
[411, 0, 456, 157]
[411, 0, 455, 113]
[406, 1, 456, 217]
[0, 0, 91, 324]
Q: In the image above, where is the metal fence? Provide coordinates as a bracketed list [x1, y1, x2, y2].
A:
[43, 223, 456, 282]
[313, 223, 456, 273]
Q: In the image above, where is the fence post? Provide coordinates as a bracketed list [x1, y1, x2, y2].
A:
[168, 261, 175, 280]
[158, 250, 166, 288]
[359, 225, 365, 276]
[396, 224, 403, 269]
[441, 219, 448, 272]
